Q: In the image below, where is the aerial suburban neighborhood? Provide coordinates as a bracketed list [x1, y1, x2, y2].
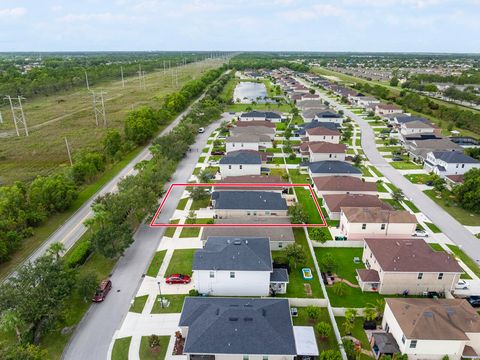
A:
[1, 2, 480, 360]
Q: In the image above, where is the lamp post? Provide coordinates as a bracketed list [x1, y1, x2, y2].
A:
[157, 281, 164, 309]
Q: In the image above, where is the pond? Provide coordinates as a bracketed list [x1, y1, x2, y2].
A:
[233, 81, 275, 104]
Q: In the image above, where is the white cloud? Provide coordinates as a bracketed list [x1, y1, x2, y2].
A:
[0, 7, 27, 18]
[279, 4, 346, 21]
[342, 0, 448, 8]
[58, 12, 128, 23]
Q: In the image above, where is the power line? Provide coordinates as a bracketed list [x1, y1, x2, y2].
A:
[4, 95, 29, 137]
[137, 64, 146, 90]
[90, 90, 107, 127]
[85, 70, 90, 90]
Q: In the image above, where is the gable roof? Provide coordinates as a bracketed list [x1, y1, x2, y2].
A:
[179, 297, 297, 355]
[341, 207, 417, 224]
[402, 120, 435, 129]
[193, 237, 272, 271]
[376, 103, 401, 110]
[431, 151, 480, 164]
[386, 298, 480, 340]
[306, 142, 347, 154]
[236, 120, 275, 128]
[296, 122, 339, 135]
[323, 194, 392, 213]
[230, 126, 275, 137]
[201, 217, 295, 243]
[212, 191, 288, 211]
[315, 110, 342, 118]
[365, 238, 462, 273]
[225, 134, 271, 143]
[306, 127, 340, 136]
[313, 176, 377, 192]
[240, 111, 281, 119]
[219, 150, 262, 165]
[308, 161, 362, 175]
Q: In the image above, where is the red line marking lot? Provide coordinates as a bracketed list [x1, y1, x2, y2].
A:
[150, 183, 327, 228]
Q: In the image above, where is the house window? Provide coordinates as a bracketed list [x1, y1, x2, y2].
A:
[401, 335, 405, 344]
[418, 272, 423, 280]
[385, 323, 390, 332]
[243, 356, 249, 360]
[329, 154, 332, 158]
[462, 164, 465, 168]
[209, 271, 215, 278]
[438, 273, 444, 280]
[381, 224, 386, 230]
[239, 165, 243, 170]
[278, 243, 283, 248]
[232, 143, 235, 147]
[410, 340, 417, 349]
[230, 272, 235, 278]
[228, 165, 232, 169]
[362, 224, 367, 230]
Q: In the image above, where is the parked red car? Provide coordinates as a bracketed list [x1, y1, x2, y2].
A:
[92, 279, 112, 302]
[211, 151, 225, 155]
[165, 274, 191, 284]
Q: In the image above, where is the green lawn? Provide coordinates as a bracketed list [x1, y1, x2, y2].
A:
[358, 166, 373, 177]
[190, 197, 211, 210]
[429, 243, 445, 252]
[163, 220, 180, 238]
[424, 189, 480, 226]
[402, 200, 420, 213]
[176, 198, 189, 210]
[404, 173, 431, 184]
[293, 185, 324, 225]
[165, 249, 195, 276]
[382, 198, 405, 210]
[424, 222, 442, 233]
[369, 166, 383, 177]
[376, 182, 388, 193]
[286, 157, 302, 164]
[179, 218, 212, 238]
[293, 307, 338, 352]
[289, 169, 310, 183]
[130, 295, 149, 313]
[335, 317, 371, 352]
[151, 294, 187, 314]
[377, 146, 402, 153]
[139, 336, 170, 360]
[146, 251, 167, 277]
[390, 161, 423, 170]
[276, 123, 287, 130]
[272, 229, 323, 298]
[198, 156, 206, 163]
[447, 245, 480, 278]
[226, 103, 292, 112]
[112, 337, 132, 360]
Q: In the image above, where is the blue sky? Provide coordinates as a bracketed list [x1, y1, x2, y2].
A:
[0, 0, 479, 53]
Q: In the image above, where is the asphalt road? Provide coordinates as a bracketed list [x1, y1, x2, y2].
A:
[62, 114, 231, 360]
[313, 87, 480, 264]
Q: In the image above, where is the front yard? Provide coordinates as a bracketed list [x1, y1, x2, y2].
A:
[424, 189, 480, 226]
[165, 249, 195, 276]
[390, 161, 423, 170]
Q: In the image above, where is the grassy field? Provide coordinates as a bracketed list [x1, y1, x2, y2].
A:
[405, 173, 431, 184]
[0, 59, 225, 184]
[139, 335, 170, 360]
[424, 189, 480, 226]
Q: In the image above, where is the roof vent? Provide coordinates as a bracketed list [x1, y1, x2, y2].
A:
[262, 309, 266, 317]
[244, 317, 253, 322]
[229, 317, 238, 321]
[233, 240, 242, 245]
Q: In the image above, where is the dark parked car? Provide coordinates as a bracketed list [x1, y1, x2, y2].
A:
[92, 279, 112, 302]
[467, 296, 480, 307]
[165, 274, 191, 284]
[392, 156, 403, 161]
[211, 151, 225, 156]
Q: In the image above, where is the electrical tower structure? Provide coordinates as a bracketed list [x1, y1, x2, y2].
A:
[5, 95, 29, 137]
[90, 91, 107, 127]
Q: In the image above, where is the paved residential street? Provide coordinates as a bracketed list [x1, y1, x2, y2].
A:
[63, 114, 231, 360]
[313, 88, 480, 264]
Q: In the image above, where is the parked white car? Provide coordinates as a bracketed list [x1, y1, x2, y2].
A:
[413, 229, 429, 237]
[456, 280, 470, 290]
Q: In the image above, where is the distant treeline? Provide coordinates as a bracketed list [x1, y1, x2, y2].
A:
[0, 52, 216, 99]
[229, 54, 310, 72]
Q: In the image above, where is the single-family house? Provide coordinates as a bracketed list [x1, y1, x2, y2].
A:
[424, 151, 480, 177]
[301, 108, 326, 122]
[312, 176, 377, 197]
[359, 238, 462, 294]
[219, 150, 262, 178]
[404, 137, 463, 162]
[178, 297, 318, 360]
[201, 217, 295, 250]
[308, 160, 362, 179]
[400, 120, 436, 137]
[305, 127, 341, 143]
[323, 194, 392, 220]
[240, 111, 283, 122]
[373, 298, 480, 360]
[235, 120, 276, 129]
[230, 126, 276, 140]
[225, 134, 272, 153]
[301, 93, 320, 101]
[375, 103, 403, 116]
[297, 99, 326, 110]
[314, 110, 344, 125]
[339, 207, 417, 240]
[351, 96, 380, 108]
[212, 191, 288, 218]
[299, 141, 347, 162]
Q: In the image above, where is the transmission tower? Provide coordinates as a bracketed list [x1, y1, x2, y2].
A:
[5, 95, 29, 137]
[0, 111, 3, 124]
[137, 65, 146, 90]
[90, 91, 107, 127]
[120, 66, 125, 88]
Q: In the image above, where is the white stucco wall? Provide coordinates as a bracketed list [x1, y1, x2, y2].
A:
[226, 142, 258, 153]
[219, 164, 261, 178]
[194, 270, 271, 296]
[310, 152, 346, 162]
[306, 134, 340, 143]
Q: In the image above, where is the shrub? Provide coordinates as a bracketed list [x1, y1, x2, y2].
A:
[306, 305, 321, 321]
[64, 239, 92, 268]
[149, 334, 161, 348]
[189, 289, 199, 296]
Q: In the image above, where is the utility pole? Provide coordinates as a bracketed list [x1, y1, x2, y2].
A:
[5, 95, 28, 137]
[163, 60, 166, 75]
[0, 111, 3, 124]
[85, 70, 90, 90]
[91, 91, 107, 127]
[64, 137, 73, 166]
[120, 66, 125, 88]
[137, 65, 146, 90]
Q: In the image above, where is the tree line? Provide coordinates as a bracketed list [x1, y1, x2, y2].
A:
[229, 55, 310, 72]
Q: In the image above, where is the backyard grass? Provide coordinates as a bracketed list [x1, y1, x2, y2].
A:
[447, 245, 480, 278]
[293, 185, 324, 225]
[424, 222, 442, 233]
[151, 294, 187, 314]
[424, 189, 480, 226]
[139, 335, 170, 360]
[176, 197, 189, 210]
[272, 229, 323, 298]
[130, 295, 149, 313]
[293, 307, 338, 352]
[402, 200, 420, 213]
[404, 173, 431, 184]
[146, 250, 167, 277]
[276, 122, 287, 130]
[390, 161, 423, 170]
[335, 317, 371, 352]
[165, 249, 195, 276]
[112, 337, 132, 360]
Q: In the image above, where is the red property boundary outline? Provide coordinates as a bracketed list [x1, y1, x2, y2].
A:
[150, 183, 327, 228]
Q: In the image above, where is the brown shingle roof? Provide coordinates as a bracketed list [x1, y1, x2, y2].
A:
[365, 238, 463, 273]
[313, 176, 377, 192]
[357, 269, 380, 282]
[306, 127, 340, 136]
[341, 207, 417, 224]
[308, 142, 346, 154]
[323, 194, 392, 213]
[376, 103, 401, 110]
[386, 298, 480, 340]
[236, 121, 275, 128]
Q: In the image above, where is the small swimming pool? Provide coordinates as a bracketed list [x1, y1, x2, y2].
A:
[302, 268, 313, 280]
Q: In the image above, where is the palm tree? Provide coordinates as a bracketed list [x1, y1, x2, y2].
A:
[343, 319, 354, 335]
[363, 307, 377, 322]
[368, 299, 386, 320]
[345, 308, 358, 323]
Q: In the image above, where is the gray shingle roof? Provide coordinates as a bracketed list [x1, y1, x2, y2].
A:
[270, 268, 289, 282]
[219, 151, 262, 165]
[241, 111, 281, 119]
[315, 110, 342, 118]
[193, 237, 272, 271]
[212, 191, 288, 211]
[432, 151, 480, 164]
[308, 160, 362, 175]
[179, 297, 297, 355]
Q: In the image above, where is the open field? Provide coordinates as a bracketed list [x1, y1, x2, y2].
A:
[0, 59, 225, 184]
